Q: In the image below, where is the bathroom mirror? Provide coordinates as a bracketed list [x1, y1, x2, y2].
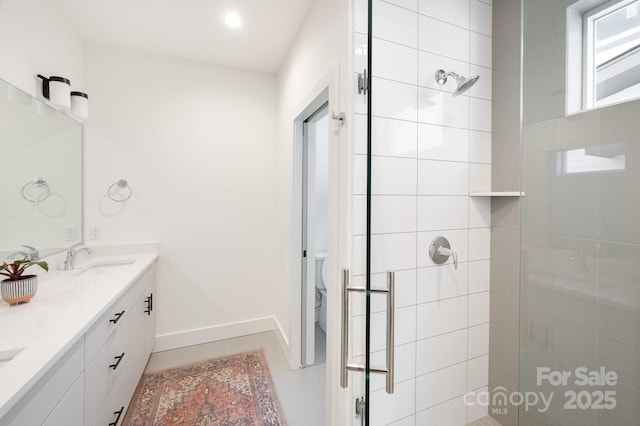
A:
[0, 79, 82, 259]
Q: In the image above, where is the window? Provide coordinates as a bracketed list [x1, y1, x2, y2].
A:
[567, 0, 640, 112]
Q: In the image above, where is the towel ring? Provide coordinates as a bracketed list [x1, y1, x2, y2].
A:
[108, 179, 132, 202]
[21, 178, 51, 203]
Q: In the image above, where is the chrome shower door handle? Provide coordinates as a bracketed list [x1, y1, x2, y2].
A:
[340, 268, 349, 388]
[340, 269, 395, 394]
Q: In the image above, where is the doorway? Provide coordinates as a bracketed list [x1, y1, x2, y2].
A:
[301, 101, 329, 368]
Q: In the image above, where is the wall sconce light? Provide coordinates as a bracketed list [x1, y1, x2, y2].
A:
[70, 91, 89, 120]
[36, 74, 71, 108]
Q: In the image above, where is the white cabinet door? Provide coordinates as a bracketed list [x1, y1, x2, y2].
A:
[0, 339, 84, 426]
[42, 373, 84, 426]
[84, 315, 131, 426]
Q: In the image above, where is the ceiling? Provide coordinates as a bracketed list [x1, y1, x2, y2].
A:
[52, 0, 315, 73]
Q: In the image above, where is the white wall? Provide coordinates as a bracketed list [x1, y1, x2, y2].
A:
[82, 43, 280, 349]
[352, 0, 494, 424]
[0, 0, 84, 96]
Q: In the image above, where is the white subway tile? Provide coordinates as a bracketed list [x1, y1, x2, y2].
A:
[416, 295, 468, 339]
[468, 260, 490, 293]
[469, 163, 492, 193]
[417, 124, 469, 162]
[417, 196, 469, 231]
[419, 16, 469, 62]
[354, 0, 368, 34]
[416, 329, 468, 374]
[469, 291, 490, 326]
[418, 51, 470, 93]
[370, 195, 417, 234]
[370, 379, 416, 426]
[469, 65, 492, 100]
[468, 323, 490, 358]
[469, 97, 492, 131]
[373, 38, 418, 85]
[353, 195, 366, 235]
[353, 154, 367, 195]
[354, 114, 367, 155]
[418, 87, 470, 128]
[469, 227, 491, 261]
[469, 130, 492, 164]
[385, 0, 418, 12]
[372, 156, 417, 195]
[370, 306, 416, 352]
[418, 160, 469, 196]
[373, 78, 418, 121]
[470, 0, 493, 36]
[418, 0, 469, 29]
[470, 32, 492, 68]
[371, 232, 417, 274]
[389, 415, 416, 426]
[415, 397, 467, 426]
[469, 196, 491, 228]
[352, 269, 417, 316]
[370, 342, 416, 391]
[417, 262, 469, 303]
[373, 0, 418, 47]
[353, 235, 366, 275]
[416, 362, 467, 410]
[351, 314, 366, 356]
[417, 229, 469, 267]
[372, 117, 418, 158]
[468, 354, 489, 390]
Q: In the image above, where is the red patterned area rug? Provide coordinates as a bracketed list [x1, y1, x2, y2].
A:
[124, 348, 287, 425]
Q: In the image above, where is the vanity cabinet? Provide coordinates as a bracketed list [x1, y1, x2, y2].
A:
[0, 262, 157, 426]
[0, 340, 85, 426]
[85, 267, 156, 426]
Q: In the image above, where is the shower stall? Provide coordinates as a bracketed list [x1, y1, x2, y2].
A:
[343, 0, 640, 424]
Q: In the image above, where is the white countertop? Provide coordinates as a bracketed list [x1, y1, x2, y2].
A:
[0, 250, 159, 419]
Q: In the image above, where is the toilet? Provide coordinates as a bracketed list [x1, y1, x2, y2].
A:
[314, 251, 328, 333]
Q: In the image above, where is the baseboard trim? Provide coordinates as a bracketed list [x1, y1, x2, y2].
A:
[272, 315, 290, 365]
[153, 316, 291, 356]
[154, 317, 275, 352]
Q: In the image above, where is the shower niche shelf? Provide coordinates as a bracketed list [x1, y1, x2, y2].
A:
[469, 191, 524, 197]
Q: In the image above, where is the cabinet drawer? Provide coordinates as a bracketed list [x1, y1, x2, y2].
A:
[94, 365, 137, 426]
[84, 267, 156, 365]
[0, 339, 84, 426]
[85, 315, 131, 426]
[42, 372, 84, 426]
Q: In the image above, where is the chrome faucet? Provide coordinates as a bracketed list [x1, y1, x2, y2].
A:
[64, 243, 95, 270]
[8, 245, 40, 261]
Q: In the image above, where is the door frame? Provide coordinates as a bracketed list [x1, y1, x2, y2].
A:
[301, 101, 329, 367]
[290, 64, 352, 425]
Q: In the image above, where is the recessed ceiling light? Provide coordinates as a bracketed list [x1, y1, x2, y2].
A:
[224, 11, 242, 29]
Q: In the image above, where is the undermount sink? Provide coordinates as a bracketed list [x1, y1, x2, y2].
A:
[0, 348, 24, 369]
[81, 259, 136, 273]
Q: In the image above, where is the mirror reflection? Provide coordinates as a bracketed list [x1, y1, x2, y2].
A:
[0, 79, 82, 259]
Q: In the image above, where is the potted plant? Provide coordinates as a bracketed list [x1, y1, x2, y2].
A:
[0, 259, 48, 306]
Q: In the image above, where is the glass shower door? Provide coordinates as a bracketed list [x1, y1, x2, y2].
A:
[520, 0, 640, 424]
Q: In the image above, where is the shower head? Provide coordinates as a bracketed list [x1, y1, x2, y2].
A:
[435, 69, 480, 96]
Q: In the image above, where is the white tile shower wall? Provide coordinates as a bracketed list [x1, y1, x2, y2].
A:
[352, 0, 492, 424]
